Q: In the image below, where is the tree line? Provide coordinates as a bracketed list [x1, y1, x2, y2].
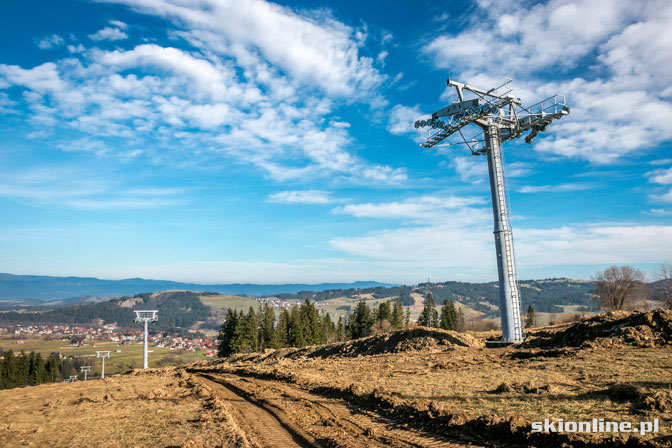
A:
[0, 349, 88, 390]
[217, 299, 402, 356]
[416, 292, 466, 331]
[217, 296, 471, 356]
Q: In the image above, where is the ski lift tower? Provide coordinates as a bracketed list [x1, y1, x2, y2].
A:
[134, 310, 158, 369]
[80, 365, 92, 381]
[96, 351, 111, 379]
[415, 78, 569, 344]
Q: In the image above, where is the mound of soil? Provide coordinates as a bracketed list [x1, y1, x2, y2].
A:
[524, 309, 672, 349]
[490, 382, 558, 395]
[229, 328, 483, 363]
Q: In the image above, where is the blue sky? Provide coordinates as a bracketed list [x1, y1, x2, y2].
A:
[0, 0, 670, 284]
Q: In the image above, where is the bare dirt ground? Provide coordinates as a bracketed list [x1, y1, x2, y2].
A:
[2, 310, 672, 447]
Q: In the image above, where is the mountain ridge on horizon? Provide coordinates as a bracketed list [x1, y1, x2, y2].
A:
[0, 273, 397, 302]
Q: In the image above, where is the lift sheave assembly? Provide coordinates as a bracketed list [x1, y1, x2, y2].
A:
[416, 78, 569, 343]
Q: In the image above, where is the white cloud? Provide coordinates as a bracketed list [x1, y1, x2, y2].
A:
[67, 44, 86, 53]
[329, 192, 672, 273]
[387, 104, 427, 136]
[652, 190, 672, 204]
[376, 50, 388, 66]
[330, 220, 672, 269]
[425, 0, 637, 74]
[332, 195, 486, 223]
[1, 1, 405, 185]
[518, 183, 593, 193]
[88, 26, 128, 41]
[38, 34, 64, 49]
[649, 166, 672, 185]
[97, 0, 385, 98]
[646, 164, 672, 203]
[268, 190, 333, 205]
[109, 20, 128, 29]
[646, 208, 672, 216]
[1, 46, 402, 183]
[452, 156, 488, 184]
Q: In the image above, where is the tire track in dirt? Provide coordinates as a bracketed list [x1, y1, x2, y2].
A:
[197, 372, 478, 448]
[195, 374, 316, 448]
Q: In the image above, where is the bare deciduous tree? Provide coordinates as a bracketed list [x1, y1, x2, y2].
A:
[653, 261, 672, 309]
[592, 265, 647, 311]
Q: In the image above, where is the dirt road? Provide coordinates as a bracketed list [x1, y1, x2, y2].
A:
[194, 372, 477, 448]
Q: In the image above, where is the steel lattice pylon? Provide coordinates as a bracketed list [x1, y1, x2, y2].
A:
[416, 78, 569, 343]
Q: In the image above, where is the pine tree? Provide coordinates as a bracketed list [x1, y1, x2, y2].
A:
[260, 303, 281, 349]
[349, 301, 373, 339]
[322, 312, 336, 342]
[404, 309, 411, 328]
[336, 316, 346, 341]
[417, 291, 439, 327]
[300, 299, 325, 345]
[440, 300, 458, 330]
[28, 351, 38, 386]
[288, 305, 308, 347]
[46, 355, 59, 382]
[217, 308, 239, 357]
[377, 301, 392, 323]
[391, 300, 404, 330]
[525, 305, 537, 329]
[277, 308, 290, 347]
[230, 308, 258, 353]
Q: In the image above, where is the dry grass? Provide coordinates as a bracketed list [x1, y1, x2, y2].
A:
[0, 368, 247, 448]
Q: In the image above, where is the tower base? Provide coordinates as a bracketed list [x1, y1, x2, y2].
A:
[485, 340, 523, 348]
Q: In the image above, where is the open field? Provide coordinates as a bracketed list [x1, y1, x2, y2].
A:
[2, 310, 671, 447]
[0, 336, 206, 375]
[200, 294, 262, 312]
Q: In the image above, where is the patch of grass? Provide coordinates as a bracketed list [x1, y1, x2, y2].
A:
[200, 294, 261, 312]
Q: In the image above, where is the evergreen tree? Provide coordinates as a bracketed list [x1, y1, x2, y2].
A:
[277, 308, 290, 346]
[404, 309, 411, 328]
[322, 312, 336, 343]
[0, 350, 62, 390]
[217, 308, 239, 357]
[377, 301, 392, 323]
[230, 308, 258, 353]
[260, 303, 281, 349]
[1, 350, 15, 389]
[349, 301, 373, 339]
[525, 305, 537, 329]
[391, 300, 404, 330]
[300, 299, 324, 345]
[46, 355, 58, 382]
[288, 305, 308, 347]
[440, 300, 458, 330]
[336, 316, 346, 341]
[417, 292, 439, 328]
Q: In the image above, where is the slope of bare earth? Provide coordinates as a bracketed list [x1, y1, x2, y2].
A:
[2, 311, 672, 447]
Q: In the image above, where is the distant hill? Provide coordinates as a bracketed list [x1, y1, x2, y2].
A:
[0, 273, 395, 302]
[0, 291, 210, 333]
[272, 278, 599, 316]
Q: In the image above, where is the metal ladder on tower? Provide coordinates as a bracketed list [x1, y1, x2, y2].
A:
[492, 140, 523, 340]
